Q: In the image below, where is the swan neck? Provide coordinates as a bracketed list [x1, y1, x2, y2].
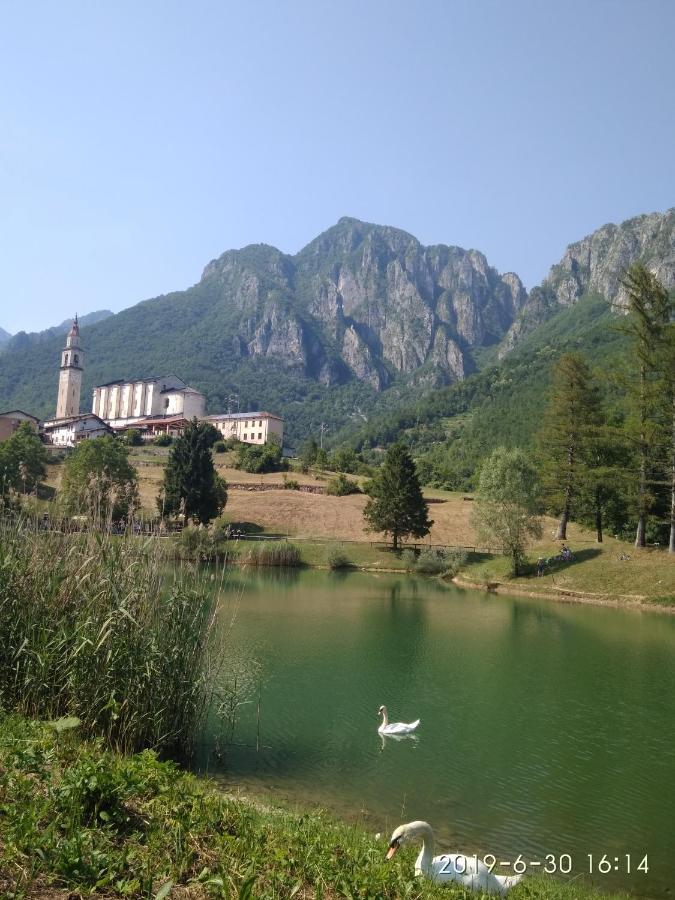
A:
[416, 823, 435, 873]
[419, 823, 436, 872]
[380, 707, 388, 727]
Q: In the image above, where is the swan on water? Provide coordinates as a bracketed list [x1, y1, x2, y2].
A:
[386, 821, 524, 895]
[377, 705, 420, 735]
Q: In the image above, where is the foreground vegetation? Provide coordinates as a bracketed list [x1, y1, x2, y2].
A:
[0, 715, 629, 900]
[0, 520, 219, 754]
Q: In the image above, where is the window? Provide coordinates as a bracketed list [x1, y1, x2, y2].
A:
[74, 354, 79, 364]
[64, 353, 69, 365]
[258, 433, 262, 440]
[243, 433, 247, 440]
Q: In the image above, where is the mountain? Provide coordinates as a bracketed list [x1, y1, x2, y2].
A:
[0, 219, 526, 444]
[500, 208, 675, 356]
[0, 211, 672, 451]
[0, 310, 114, 356]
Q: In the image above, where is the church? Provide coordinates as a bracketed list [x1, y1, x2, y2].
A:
[42, 317, 283, 447]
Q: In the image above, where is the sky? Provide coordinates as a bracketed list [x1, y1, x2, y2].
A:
[0, 0, 673, 335]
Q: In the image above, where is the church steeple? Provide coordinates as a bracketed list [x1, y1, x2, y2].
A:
[56, 315, 84, 419]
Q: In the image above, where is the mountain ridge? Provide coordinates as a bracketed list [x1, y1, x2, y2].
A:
[0, 211, 672, 447]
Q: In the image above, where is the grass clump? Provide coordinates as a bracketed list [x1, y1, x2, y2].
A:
[0, 519, 218, 755]
[327, 544, 351, 569]
[245, 540, 301, 567]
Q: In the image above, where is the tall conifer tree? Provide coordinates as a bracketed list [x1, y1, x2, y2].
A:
[159, 421, 227, 525]
[363, 444, 432, 550]
[537, 353, 603, 540]
[619, 264, 670, 547]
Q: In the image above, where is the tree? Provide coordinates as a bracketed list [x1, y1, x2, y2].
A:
[0, 422, 47, 497]
[537, 353, 603, 540]
[363, 444, 432, 550]
[659, 322, 675, 553]
[472, 447, 542, 576]
[159, 421, 227, 525]
[619, 264, 671, 547]
[235, 441, 286, 474]
[61, 436, 139, 525]
[299, 437, 319, 470]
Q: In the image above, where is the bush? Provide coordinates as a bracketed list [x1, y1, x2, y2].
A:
[122, 429, 143, 446]
[327, 545, 351, 569]
[414, 546, 468, 576]
[401, 549, 418, 570]
[326, 473, 361, 496]
[235, 442, 287, 474]
[245, 541, 301, 567]
[283, 476, 300, 490]
[213, 440, 227, 453]
[154, 433, 172, 446]
[177, 526, 219, 560]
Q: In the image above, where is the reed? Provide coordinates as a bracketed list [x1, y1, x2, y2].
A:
[0, 517, 219, 755]
[244, 540, 301, 567]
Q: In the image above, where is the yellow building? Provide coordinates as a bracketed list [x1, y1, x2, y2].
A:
[205, 411, 283, 446]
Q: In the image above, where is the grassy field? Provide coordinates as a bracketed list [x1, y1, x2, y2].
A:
[0, 714, 629, 900]
[43, 447, 675, 604]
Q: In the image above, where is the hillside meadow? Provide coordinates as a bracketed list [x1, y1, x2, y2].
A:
[40, 445, 675, 605]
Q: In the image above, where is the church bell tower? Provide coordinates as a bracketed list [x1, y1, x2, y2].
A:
[56, 316, 83, 419]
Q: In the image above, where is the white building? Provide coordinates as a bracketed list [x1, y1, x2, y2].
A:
[92, 375, 206, 428]
[205, 411, 284, 446]
[42, 414, 114, 448]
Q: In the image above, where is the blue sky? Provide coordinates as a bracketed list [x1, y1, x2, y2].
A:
[1, 0, 673, 334]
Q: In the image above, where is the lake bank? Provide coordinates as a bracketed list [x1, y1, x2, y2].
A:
[0, 714, 629, 899]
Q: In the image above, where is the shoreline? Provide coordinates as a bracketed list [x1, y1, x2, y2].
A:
[451, 574, 675, 614]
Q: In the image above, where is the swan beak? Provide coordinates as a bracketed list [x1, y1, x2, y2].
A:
[386, 845, 399, 860]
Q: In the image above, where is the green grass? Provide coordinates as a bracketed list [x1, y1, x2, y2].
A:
[459, 538, 675, 605]
[0, 714, 629, 899]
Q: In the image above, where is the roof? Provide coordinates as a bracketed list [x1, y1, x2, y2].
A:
[0, 409, 40, 422]
[206, 411, 284, 422]
[43, 414, 112, 430]
[94, 375, 188, 390]
[159, 385, 205, 395]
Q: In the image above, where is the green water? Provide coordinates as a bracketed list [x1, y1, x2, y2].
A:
[195, 569, 675, 898]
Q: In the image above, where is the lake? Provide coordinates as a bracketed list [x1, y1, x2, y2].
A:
[194, 568, 675, 898]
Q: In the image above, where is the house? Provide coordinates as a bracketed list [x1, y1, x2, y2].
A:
[92, 375, 206, 427]
[0, 410, 40, 442]
[42, 414, 114, 448]
[205, 411, 284, 446]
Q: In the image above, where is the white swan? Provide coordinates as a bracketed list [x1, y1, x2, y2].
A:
[377, 705, 420, 735]
[386, 821, 523, 895]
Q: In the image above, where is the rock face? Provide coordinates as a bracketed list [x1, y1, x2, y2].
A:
[500, 208, 675, 356]
[200, 217, 526, 389]
[0, 327, 11, 348]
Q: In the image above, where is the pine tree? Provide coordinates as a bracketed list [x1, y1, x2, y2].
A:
[363, 444, 432, 550]
[619, 264, 671, 547]
[159, 421, 227, 525]
[537, 353, 604, 540]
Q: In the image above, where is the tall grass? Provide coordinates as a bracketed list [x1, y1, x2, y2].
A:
[244, 540, 301, 567]
[0, 517, 219, 755]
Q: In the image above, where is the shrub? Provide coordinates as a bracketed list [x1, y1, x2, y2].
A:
[401, 549, 418, 570]
[213, 440, 227, 453]
[177, 526, 217, 560]
[235, 442, 287, 474]
[327, 545, 351, 569]
[245, 541, 301, 567]
[414, 547, 468, 576]
[122, 429, 143, 446]
[326, 473, 361, 496]
[283, 476, 300, 490]
[154, 433, 172, 446]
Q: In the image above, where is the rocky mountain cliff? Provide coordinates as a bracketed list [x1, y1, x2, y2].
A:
[0, 327, 11, 348]
[500, 208, 675, 355]
[199, 217, 526, 389]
